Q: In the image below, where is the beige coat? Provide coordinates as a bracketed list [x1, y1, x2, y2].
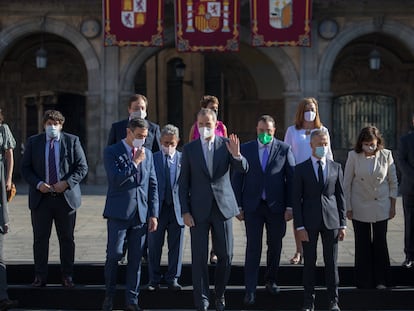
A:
[343, 149, 398, 223]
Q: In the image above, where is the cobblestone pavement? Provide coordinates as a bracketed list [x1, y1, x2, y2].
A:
[4, 183, 405, 266]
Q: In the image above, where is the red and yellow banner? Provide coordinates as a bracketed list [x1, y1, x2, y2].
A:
[103, 0, 164, 47]
[175, 0, 240, 52]
[250, 0, 312, 47]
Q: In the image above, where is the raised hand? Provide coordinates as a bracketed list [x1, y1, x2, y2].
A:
[225, 133, 241, 157]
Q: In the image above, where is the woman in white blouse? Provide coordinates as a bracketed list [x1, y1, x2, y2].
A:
[343, 126, 398, 289]
[284, 97, 333, 264]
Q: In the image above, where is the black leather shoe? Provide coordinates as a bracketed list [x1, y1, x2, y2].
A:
[146, 282, 160, 291]
[215, 296, 225, 311]
[102, 296, 113, 311]
[62, 275, 75, 288]
[329, 301, 341, 311]
[0, 298, 18, 310]
[265, 281, 280, 295]
[125, 304, 143, 311]
[32, 276, 46, 287]
[167, 280, 182, 291]
[402, 259, 413, 268]
[302, 304, 314, 311]
[243, 292, 255, 305]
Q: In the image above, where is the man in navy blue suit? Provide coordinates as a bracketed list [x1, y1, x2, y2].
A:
[293, 130, 346, 311]
[21, 110, 88, 288]
[107, 94, 161, 152]
[179, 108, 248, 311]
[147, 124, 184, 291]
[232, 115, 295, 305]
[102, 118, 159, 311]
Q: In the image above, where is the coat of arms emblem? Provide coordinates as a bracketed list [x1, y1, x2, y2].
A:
[121, 0, 147, 29]
[269, 0, 293, 29]
[194, 1, 222, 33]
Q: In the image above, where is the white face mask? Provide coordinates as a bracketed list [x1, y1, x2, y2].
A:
[132, 138, 145, 149]
[161, 145, 176, 156]
[130, 110, 147, 120]
[304, 111, 316, 122]
[315, 146, 329, 158]
[199, 127, 214, 140]
[362, 144, 377, 153]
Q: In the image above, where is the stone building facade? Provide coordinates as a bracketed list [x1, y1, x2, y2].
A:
[1, 0, 413, 183]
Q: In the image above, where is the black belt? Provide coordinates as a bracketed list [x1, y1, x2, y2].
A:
[43, 192, 64, 198]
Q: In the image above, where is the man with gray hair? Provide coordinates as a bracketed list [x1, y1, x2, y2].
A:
[147, 124, 184, 291]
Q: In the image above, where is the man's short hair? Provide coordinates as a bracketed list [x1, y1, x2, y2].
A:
[43, 110, 65, 125]
[200, 95, 219, 108]
[161, 124, 180, 139]
[257, 115, 275, 127]
[197, 108, 217, 123]
[127, 117, 148, 131]
[310, 129, 328, 141]
[128, 94, 148, 109]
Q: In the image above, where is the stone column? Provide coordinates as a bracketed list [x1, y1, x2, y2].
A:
[317, 92, 334, 131]
[283, 91, 303, 127]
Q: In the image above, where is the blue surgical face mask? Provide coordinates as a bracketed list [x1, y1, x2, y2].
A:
[45, 125, 60, 138]
[315, 146, 328, 158]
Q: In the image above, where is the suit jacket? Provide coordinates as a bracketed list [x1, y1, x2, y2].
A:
[178, 136, 249, 223]
[232, 139, 295, 214]
[21, 132, 88, 210]
[398, 132, 414, 196]
[103, 141, 159, 223]
[107, 118, 161, 153]
[344, 149, 398, 223]
[293, 158, 346, 230]
[153, 150, 184, 226]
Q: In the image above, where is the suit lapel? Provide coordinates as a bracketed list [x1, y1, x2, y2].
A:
[58, 133, 66, 176]
[212, 137, 223, 176]
[174, 152, 181, 186]
[266, 140, 280, 171]
[39, 134, 47, 179]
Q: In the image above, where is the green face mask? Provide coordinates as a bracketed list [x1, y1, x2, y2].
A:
[258, 132, 272, 145]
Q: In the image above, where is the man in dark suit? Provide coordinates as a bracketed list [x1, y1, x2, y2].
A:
[232, 115, 295, 305]
[398, 113, 414, 269]
[107, 94, 161, 152]
[102, 118, 158, 311]
[292, 130, 346, 311]
[147, 124, 184, 291]
[179, 108, 248, 311]
[21, 110, 88, 288]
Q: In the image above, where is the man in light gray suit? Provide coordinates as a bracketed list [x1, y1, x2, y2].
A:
[292, 130, 346, 311]
[179, 108, 248, 311]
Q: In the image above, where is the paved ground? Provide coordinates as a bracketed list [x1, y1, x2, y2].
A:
[4, 183, 406, 266]
[3, 183, 408, 311]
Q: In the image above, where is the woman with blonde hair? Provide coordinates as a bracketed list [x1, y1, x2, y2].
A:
[284, 97, 333, 264]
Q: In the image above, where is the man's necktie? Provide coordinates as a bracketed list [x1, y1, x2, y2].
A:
[261, 145, 269, 172]
[164, 155, 173, 205]
[261, 145, 269, 200]
[206, 142, 214, 177]
[48, 139, 58, 185]
[317, 160, 324, 189]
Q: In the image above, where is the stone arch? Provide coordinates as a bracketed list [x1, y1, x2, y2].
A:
[319, 19, 414, 92]
[0, 17, 100, 93]
[120, 26, 300, 94]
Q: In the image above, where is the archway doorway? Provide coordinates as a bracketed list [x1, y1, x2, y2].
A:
[0, 33, 88, 179]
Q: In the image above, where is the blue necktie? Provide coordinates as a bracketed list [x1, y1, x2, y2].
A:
[164, 155, 173, 206]
[261, 145, 269, 171]
[261, 145, 269, 199]
[48, 139, 58, 185]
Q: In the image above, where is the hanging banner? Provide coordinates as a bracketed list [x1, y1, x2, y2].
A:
[175, 0, 240, 52]
[250, 0, 312, 47]
[103, 0, 164, 47]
